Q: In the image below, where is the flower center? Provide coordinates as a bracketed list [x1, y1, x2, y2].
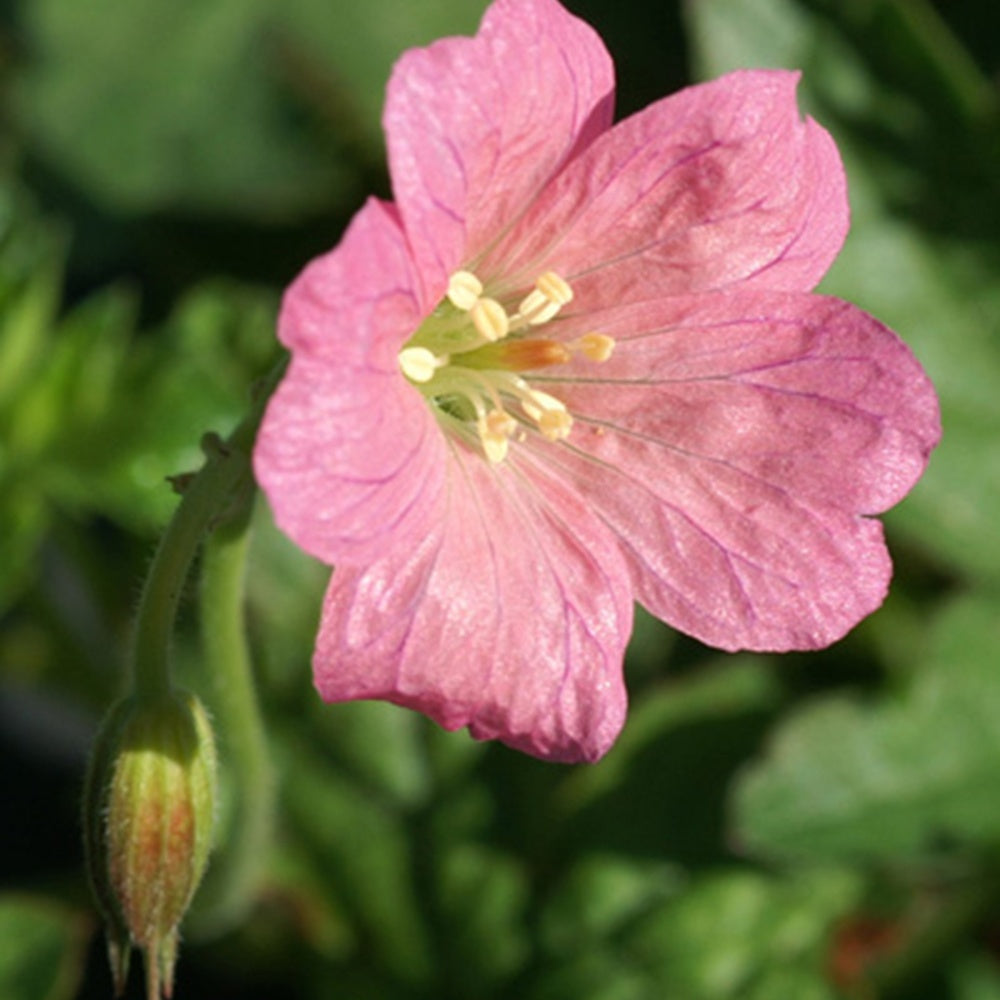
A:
[398, 269, 614, 463]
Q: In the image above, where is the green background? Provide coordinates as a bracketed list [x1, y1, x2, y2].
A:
[2, 1, 999, 998]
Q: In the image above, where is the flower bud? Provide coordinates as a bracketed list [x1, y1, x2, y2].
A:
[84, 690, 217, 1000]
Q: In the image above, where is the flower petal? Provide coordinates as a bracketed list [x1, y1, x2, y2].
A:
[486, 70, 847, 304]
[529, 292, 940, 651]
[547, 444, 891, 651]
[313, 444, 633, 763]
[273, 197, 417, 371]
[254, 199, 446, 565]
[547, 291, 940, 514]
[385, 0, 615, 306]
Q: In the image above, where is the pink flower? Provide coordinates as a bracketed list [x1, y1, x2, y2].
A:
[254, 0, 940, 762]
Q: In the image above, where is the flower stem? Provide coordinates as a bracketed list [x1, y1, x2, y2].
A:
[193, 506, 275, 931]
[129, 363, 282, 702]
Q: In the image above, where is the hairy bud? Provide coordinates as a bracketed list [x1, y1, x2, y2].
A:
[84, 690, 217, 999]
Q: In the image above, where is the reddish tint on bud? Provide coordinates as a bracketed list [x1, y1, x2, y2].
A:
[84, 690, 217, 1000]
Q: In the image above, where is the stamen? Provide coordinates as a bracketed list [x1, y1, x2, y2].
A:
[447, 270, 483, 311]
[572, 332, 616, 362]
[404, 268, 600, 462]
[399, 346, 448, 383]
[470, 297, 510, 342]
[516, 270, 574, 326]
[477, 408, 517, 464]
[485, 408, 518, 438]
[539, 410, 573, 440]
[537, 270, 573, 305]
[521, 389, 573, 441]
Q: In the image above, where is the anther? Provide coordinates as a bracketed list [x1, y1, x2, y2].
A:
[517, 270, 574, 326]
[471, 297, 510, 342]
[399, 346, 447, 383]
[477, 409, 516, 464]
[485, 408, 517, 438]
[447, 270, 484, 311]
[537, 271, 573, 305]
[572, 332, 616, 362]
[537, 409, 573, 441]
[522, 390, 573, 441]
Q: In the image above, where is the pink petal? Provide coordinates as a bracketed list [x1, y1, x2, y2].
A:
[254, 200, 446, 565]
[384, 0, 615, 308]
[548, 291, 940, 514]
[273, 198, 417, 372]
[313, 444, 633, 763]
[546, 443, 891, 652]
[528, 292, 940, 652]
[485, 70, 847, 305]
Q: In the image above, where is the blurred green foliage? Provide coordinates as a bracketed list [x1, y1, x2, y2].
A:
[2, 1, 1000, 999]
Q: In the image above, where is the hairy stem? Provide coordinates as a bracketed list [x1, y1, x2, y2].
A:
[129, 363, 282, 701]
[193, 507, 276, 931]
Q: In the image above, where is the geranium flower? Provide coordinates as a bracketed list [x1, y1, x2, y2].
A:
[254, 0, 940, 762]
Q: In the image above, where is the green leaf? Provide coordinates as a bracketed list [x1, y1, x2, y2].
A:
[14, 0, 487, 219]
[528, 855, 680, 1000]
[12, 287, 134, 474]
[734, 595, 1000, 861]
[951, 952, 1000, 1000]
[0, 198, 63, 407]
[279, 732, 434, 987]
[308, 700, 434, 810]
[435, 843, 529, 989]
[96, 281, 278, 528]
[0, 195, 69, 609]
[533, 864, 859, 1000]
[539, 853, 683, 955]
[627, 868, 859, 1000]
[554, 656, 780, 864]
[278, 0, 490, 148]
[524, 954, 653, 1000]
[0, 895, 90, 1000]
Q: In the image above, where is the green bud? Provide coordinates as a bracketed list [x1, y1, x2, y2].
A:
[84, 690, 217, 1000]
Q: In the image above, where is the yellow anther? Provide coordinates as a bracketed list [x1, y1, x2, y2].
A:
[536, 271, 573, 305]
[521, 389, 573, 441]
[477, 408, 516, 464]
[471, 297, 510, 342]
[484, 408, 518, 438]
[538, 409, 573, 441]
[447, 270, 484, 311]
[398, 346, 447, 383]
[573, 332, 616, 362]
[517, 270, 574, 326]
